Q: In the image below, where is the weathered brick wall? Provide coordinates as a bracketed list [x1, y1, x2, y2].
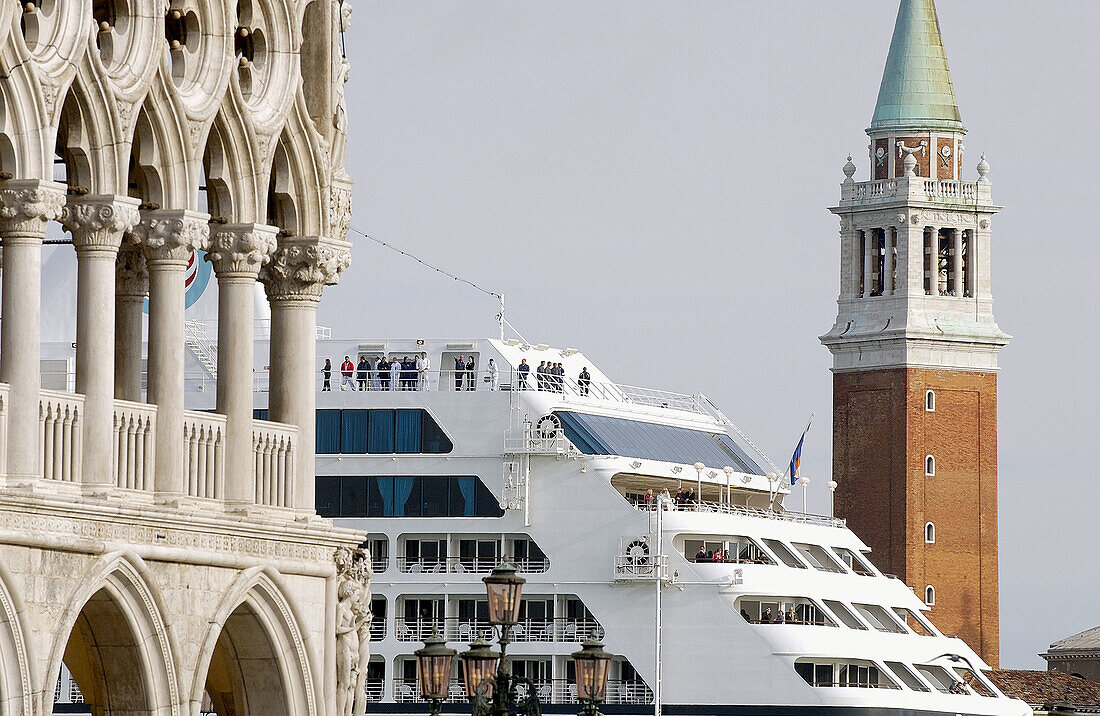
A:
[833, 367, 1000, 667]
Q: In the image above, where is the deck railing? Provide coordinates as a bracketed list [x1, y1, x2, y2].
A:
[395, 617, 603, 643]
[112, 399, 157, 491]
[39, 390, 83, 483]
[183, 410, 225, 499]
[395, 556, 550, 575]
[252, 419, 296, 508]
[635, 499, 846, 528]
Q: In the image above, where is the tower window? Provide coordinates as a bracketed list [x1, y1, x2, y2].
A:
[925, 522, 935, 543]
[925, 455, 935, 476]
[925, 585, 935, 606]
[925, 390, 935, 412]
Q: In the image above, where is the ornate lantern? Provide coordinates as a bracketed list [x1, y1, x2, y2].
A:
[460, 636, 500, 700]
[483, 561, 525, 626]
[415, 631, 456, 704]
[571, 634, 613, 707]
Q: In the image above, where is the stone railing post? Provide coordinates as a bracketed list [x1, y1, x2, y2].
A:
[132, 209, 210, 496]
[207, 223, 277, 506]
[260, 236, 350, 512]
[114, 247, 148, 403]
[0, 180, 65, 481]
[62, 194, 141, 487]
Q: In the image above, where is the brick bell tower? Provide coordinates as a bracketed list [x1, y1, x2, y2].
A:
[820, 0, 1009, 667]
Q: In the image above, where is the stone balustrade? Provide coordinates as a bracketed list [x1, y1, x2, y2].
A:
[112, 399, 157, 491]
[252, 419, 297, 508]
[843, 176, 990, 207]
[183, 410, 226, 500]
[39, 390, 84, 483]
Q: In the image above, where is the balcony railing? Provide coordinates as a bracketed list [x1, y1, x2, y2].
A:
[362, 679, 384, 703]
[39, 390, 84, 483]
[635, 499, 846, 528]
[390, 678, 651, 705]
[369, 618, 386, 641]
[396, 556, 550, 574]
[392, 679, 470, 704]
[252, 419, 296, 508]
[112, 399, 156, 491]
[844, 176, 988, 207]
[183, 410, 225, 500]
[395, 617, 604, 643]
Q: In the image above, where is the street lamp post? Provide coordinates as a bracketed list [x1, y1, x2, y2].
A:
[415, 630, 457, 716]
[826, 479, 837, 516]
[571, 634, 613, 716]
[722, 465, 734, 506]
[692, 462, 704, 508]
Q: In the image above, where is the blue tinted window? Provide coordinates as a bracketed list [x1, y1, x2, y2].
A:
[368, 476, 393, 517]
[395, 409, 422, 453]
[341, 409, 368, 454]
[316, 410, 341, 454]
[368, 410, 395, 453]
[422, 412, 453, 453]
[253, 409, 269, 421]
[316, 476, 340, 516]
[340, 477, 367, 517]
[315, 476, 503, 518]
[452, 477, 475, 517]
[554, 411, 764, 474]
[421, 476, 449, 516]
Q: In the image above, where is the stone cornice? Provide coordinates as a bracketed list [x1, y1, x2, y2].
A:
[207, 222, 278, 278]
[130, 208, 211, 263]
[61, 194, 141, 251]
[0, 180, 66, 236]
[115, 247, 148, 298]
[260, 236, 351, 301]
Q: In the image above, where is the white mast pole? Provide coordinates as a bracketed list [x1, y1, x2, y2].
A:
[654, 495, 663, 716]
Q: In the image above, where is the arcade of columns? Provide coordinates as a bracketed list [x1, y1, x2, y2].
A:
[0, 1, 374, 715]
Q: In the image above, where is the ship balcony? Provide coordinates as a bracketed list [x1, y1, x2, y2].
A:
[636, 498, 846, 529]
[395, 556, 550, 575]
[391, 679, 652, 706]
[394, 617, 605, 643]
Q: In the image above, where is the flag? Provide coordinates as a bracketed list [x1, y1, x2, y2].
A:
[789, 430, 807, 485]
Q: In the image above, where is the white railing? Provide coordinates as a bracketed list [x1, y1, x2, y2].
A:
[112, 399, 157, 491]
[395, 556, 550, 575]
[39, 390, 84, 483]
[551, 680, 654, 705]
[855, 179, 898, 201]
[252, 419, 296, 508]
[183, 320, 218, 379]
[504, 426, 575, 455]
[183, 410, 225, 500]
[614, 553, 669, 582]
[362, 680, 384, 703]
[922, 179, 977, 201]
[847, 177, 982, 206]
[636, 499, 846, 528]
[396, 617, 602, 643]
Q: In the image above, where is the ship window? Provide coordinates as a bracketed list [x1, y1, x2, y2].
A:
[852, 603, 906, 634]
[315, 408, 453, 454]
[891, 607, 937, 637]
[736, 597, 835, 626]
[683, 536, 773, 565]
[925, 455, 935, 476]
[553, 411, 764, 475]
[315, 476, 504, 518]
[792, 543, 845, 573]
[925, 390, 935, 411]
[762, 539, 806, 569]
[955, 668, 997, 697]
[831, 547, 875, 576]
[316, 409, 341, 453]
[458, 538, 500, 572]
[822, 600, 868, 630]
[368, 410, 396, 453]
[884, 661, 930, 692]
[915, 664, 956, 694]
[342, 409, 368, 453]
[512, 537, 549, 572]
[794, 660, 894, 689]
[925, 522, 935, 543]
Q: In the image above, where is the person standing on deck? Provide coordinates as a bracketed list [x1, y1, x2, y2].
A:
[454, 355, 465, 391]
[389, 357, 400, 391]
[322, 359, 332, 392]
[465, 356, 476, 391]
[418, 351, 431, 390]
[340, 355, 355, 391]
[356, 356, 368, 390]
[517, 359, 530, 390]
[372, 356, 383, 390]
[487, 358, 499, 390]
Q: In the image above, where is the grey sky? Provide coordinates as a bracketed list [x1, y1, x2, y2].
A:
[329, 1, 1097, 668]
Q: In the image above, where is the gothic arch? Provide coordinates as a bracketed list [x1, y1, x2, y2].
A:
[0, 561, 33, 716]
[203, 108, 263, 222]
[266, 99, 326, 237]
[44, 551, 181, 716]
[0, 50, 53, 179]
[192, 567, 318, 716]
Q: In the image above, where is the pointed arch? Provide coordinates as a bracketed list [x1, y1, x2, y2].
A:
[0, 560, 34, 716]
[191, 566, 319, 716]
[204, 105, 264, 222]
[130, 79, 199, 210]
[266, 97, 326, 237]
[0, 47, 53, 178]
[44, 551, 181, 716]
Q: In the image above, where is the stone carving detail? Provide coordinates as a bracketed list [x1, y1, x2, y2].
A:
[335, 545, 373, 716]
[130, 210, 211, 262]
[61, 196, 141, 250]
[330, 0, 353, 177]
[328, 182, 353, 243]
[207, 224, 278, 276]
[116, 247, 149, 297]
[0, 182, 66, 234]
[261, 240, 351, 300]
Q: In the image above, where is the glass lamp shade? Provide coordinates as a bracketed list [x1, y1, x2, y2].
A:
[571, 634, 613, 702]
[483, 561, 525, 626]
[460, 638, 500, 700]
[415, 631, 456, 701]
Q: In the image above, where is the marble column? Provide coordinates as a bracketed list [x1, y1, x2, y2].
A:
[862, 231, 873, 298]
[62, 195, 141, 486]
[133, 210, 210, 495]
[952, 228, 964, 297]
[208, 223, 277, 505]
[884, 228, 895, 296]
[929, 228, 940, 297]
[260, 237, 350, 512]
[0, 180, 65, 480]
[114, 247, 147, 402]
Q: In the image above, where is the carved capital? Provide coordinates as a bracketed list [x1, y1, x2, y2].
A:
[131, 209, 211, 264]
[207, 223, 278, 278]
[61, 194, 141, 252]
[115, 247, 148, 298]
[260, 236, 351, 301]
[0, 180, 66, 236]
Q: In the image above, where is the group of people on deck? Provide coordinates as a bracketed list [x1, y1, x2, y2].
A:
[512, 360, 592, 395]
[321, 353, 432, 391]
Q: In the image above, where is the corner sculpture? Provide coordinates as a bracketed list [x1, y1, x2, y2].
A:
[336, 545, 375, 716]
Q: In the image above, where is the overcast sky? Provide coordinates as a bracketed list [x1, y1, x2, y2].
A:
[327, 1, 1098, 669]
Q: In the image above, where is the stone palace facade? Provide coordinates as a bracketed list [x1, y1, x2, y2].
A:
[0, 1, 371, 715]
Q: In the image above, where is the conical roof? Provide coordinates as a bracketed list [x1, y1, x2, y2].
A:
[870, 0, 964, 133]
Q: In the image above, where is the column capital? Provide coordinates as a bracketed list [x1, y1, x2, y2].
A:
[0, 179, 66, 236]
[131, 208, 211, 264]
[260, 235, 351, 302]
[115, 247, 148, 298]
[208, 222, 278, 278]
[61, 194, 141, 252]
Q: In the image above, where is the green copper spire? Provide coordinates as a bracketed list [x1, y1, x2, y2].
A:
[870, 0, 964, 133]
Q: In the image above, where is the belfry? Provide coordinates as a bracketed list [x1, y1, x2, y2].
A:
[821, 0, 1009, 666]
